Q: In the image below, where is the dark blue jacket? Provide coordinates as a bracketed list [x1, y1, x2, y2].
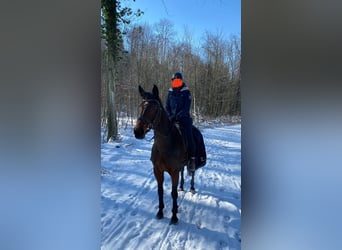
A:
[165, 83, 192, 123]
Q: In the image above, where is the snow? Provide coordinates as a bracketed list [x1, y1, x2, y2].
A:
[101, 123, 241, 250]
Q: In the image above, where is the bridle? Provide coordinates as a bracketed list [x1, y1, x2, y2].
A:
[138, 99, 162, 132]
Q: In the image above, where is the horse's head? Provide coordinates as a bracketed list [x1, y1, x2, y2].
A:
[134, 85, 162, 139]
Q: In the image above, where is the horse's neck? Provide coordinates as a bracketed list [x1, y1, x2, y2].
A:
[153, 111, 183, 154]
[153, 109, 173, 139]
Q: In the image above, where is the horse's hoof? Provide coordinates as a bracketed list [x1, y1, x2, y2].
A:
[190, 188, 196, 194]
[156, 211, 163, 219]
[169, 216, 178, 225]
[178, 187, 184, 191]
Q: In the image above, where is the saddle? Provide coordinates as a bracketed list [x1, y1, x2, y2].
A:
[175, 123, 207, 169]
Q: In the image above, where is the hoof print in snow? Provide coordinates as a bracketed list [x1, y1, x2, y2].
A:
[219, 241, 228, 248]
[235, 232, 241, 242]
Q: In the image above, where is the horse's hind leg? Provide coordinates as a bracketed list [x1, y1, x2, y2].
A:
[190, 172, 196, 194]
[154, 167, 164, 219]
[179, 167, 185, 191]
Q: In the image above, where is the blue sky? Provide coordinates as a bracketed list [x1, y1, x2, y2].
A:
[129, 0, 241, 42]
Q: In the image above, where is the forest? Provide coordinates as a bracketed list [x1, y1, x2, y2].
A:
[101, 1, 240, 141]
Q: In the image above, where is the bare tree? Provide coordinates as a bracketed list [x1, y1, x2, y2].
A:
[114, 21, 241, 124]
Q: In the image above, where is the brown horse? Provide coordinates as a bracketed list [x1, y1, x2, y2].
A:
[134, 84, 195, 225]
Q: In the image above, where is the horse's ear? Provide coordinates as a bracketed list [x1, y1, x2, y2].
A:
[152, 84, 159, 98]
[138, 85, 145, 98]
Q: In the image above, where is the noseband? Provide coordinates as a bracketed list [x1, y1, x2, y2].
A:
[138, 99, 162, 131]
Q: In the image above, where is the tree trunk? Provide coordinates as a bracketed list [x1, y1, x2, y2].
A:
[106, 52, 118, 142]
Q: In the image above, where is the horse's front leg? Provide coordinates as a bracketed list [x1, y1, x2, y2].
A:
[170, 171, 179, 225]
[154, 167, 164, 219]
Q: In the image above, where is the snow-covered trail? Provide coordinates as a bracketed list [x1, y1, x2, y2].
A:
[101, 124, 241, 250]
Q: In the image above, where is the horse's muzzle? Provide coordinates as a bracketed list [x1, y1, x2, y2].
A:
[134, 126, 145, 139]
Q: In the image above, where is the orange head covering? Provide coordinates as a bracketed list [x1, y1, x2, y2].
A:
[171, 78, 183, 88]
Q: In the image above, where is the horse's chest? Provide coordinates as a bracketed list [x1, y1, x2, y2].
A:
[151, 147, 180, 169]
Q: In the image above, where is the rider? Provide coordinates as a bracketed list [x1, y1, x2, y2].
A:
[165, 72, 196, 173]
